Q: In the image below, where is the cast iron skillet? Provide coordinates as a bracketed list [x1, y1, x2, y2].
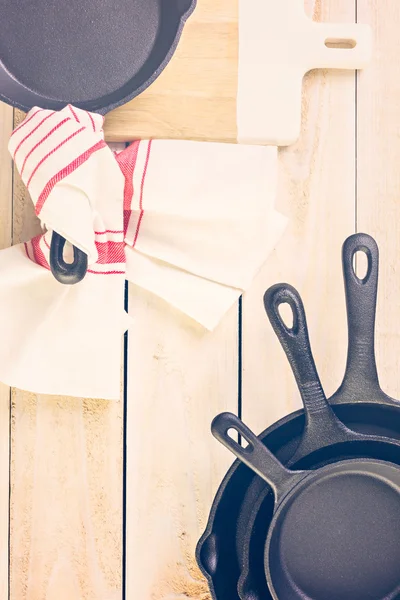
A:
[196, 233, 400, 600]
[213, 412, 400, 600]
[0, 0, 196, 283]
[263, 282, 400, 460]
[240, 278, 400, 600]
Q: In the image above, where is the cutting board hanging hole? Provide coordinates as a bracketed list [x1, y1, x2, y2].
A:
[237, 0, 372, 145]
[325, 38, 357, 49]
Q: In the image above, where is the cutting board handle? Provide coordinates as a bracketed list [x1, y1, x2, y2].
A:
[309, 22, 372, 70]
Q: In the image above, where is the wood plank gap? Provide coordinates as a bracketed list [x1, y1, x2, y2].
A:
[0, 101, 14, 600]
[356, 0, 400, 399]
[126, 292, 239, 598]
[8, 108, 15, 600]
[7, 389, 11, 600]
[238, 296, 243, 445]
[122, 280, 128, 600]
[10, 112, 124, 600]
[241, 0, 357, 432]
[355, 0, 359, 235]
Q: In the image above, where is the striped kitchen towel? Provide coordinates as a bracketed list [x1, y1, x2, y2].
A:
[0, 105, 287, 399]
[2, 105, 130, 400]
[118, 138, 287, 330]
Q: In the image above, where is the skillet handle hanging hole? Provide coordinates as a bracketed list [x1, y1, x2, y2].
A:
[211, 412, 301, 497]
[278, 302, 294, 331]
[221, 421, 254, 456]
[342, 233, 378, 290]
[264, 283, 316, 371]
[352, 247, 371, 284]
[264, 283, 303, 339]
[227, 427, 251, 449]
[211, 414, 257, 456]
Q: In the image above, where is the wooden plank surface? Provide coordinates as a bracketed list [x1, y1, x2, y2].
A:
[0, 101, 13, 600]
[124, 0, 358, 598]
[242, 0, 357, 433]
[1, 1, 395, 599]
[104, 0, 238, 143]
[123, 3, 239, 596]
[357, 0, 400, 398]
[126, 291, 239, 598]
[9, 114, 123, 600]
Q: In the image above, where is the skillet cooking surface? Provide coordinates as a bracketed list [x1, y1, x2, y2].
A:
[0, 0, 194, 112]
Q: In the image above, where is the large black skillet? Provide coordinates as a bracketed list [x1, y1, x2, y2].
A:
[196, 233, 400, 600]
[0, 0, 196, 283]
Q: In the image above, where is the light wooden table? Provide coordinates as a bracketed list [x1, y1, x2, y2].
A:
[0, 0, 398, 598]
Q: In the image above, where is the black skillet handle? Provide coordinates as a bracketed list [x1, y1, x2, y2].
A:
[332, 233, 384, 403]
[264, 284, 352, 455]
[211, 412, 303, 505]
[50, 232, 88, 285]
[264, 284, 329, 416]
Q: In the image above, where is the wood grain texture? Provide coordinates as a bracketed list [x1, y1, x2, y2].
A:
[0, 100, 13, 600]
[123, 4, 239, 596]
[126, 293, 238, 599]
[236, 0, 370, 146]
[242, 0, 357, 432]
[10, 393, 123, 600]
[357, 0, 400, 398]
[9, 111, 123, 600]
[104, 0, 238, 143]
[123, 1, 364, 597]
[3, 1, 396, 599]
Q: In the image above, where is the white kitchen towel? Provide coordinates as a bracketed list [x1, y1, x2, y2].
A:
[118, 139, 287, 330]
[0, 105, 287, 399]
[2, 105, 129, 400]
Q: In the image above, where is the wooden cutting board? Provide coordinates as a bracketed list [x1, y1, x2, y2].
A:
[103, 0, 371, 146]
[103, 0, 238, 143]
[237, 0, 371, 145]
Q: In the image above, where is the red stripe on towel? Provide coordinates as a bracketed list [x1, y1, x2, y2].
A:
[20, 117, 71, 177]
[13, 112, 58, 161]
[115, 140, 140, 236]
[132, 140, 152, 248]
[86, 111, 96, 132]
[35, 138, 106, 215]
[69, 105, 80, 123]
[95, 240, 125, 264]
[10, 108, 44, 138]
[27, 127, 85, 190]
[87, 268, 125, 275]
[31, 235, 50, 269]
